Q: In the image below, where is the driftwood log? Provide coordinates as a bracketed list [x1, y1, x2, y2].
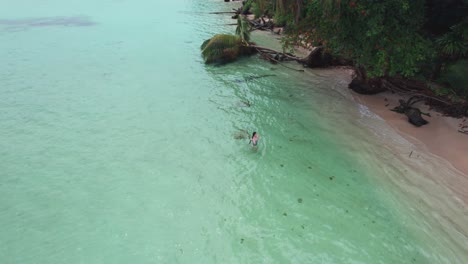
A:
[252, 45, 335, 70]
[391, 96, 429, 127]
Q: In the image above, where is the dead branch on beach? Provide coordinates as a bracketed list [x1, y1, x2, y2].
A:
[380, 78, 451, 105]
[255, 47, 305, 71]
[253, 46, 301, 61]
[391, 96, 430, 127]
[248, 18, 275, 31]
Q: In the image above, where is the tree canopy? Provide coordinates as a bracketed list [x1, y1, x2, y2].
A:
[250, 0, 467, 96]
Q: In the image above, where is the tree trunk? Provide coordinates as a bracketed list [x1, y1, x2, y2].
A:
[295, 0, 303, 23]
[431, 61, 442, 80]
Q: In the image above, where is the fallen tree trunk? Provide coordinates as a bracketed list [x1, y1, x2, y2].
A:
[247, 45, 344, 71]
[391, 96, 429, 127]
[252, 45, 301, 61]
[247, 18, 275, 31]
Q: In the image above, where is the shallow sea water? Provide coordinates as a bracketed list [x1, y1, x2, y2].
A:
[1, 0, 467, 263]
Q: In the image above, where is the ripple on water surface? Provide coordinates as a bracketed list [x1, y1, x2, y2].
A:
[0, 0, 467, 263]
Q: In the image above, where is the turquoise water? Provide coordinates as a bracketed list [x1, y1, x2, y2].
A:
[1, 1, 467, 263]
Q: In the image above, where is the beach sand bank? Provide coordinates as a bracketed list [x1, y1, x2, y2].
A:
[354, 91, 468, 176]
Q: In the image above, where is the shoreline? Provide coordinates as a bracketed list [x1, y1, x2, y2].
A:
[251, 27, 468, 206]
[229, 6, 468, 260]
[353, 91, 468, 176]
[235, 0, 468, 178]
[249, 26, 468, 177]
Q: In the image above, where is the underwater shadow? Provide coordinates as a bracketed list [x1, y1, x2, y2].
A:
[0, 16, 97, 32]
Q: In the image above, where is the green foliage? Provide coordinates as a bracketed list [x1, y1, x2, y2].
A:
[273, 11, 292, 27]
[270, 0, 298, 26]
[235, 17, 251, 42]
[251, 3, 262, 18]
[290, 0, 433, 77]
[427, 82, 455, 97]
[200, 17, 253, 64]
[438, 60, 468, 98]
[436, 20, 468, 58]
[240, 0, 467, 98]
[242, 0, 253, 14]
[201, 34, 243, 64]
[249, 0, 274, 18]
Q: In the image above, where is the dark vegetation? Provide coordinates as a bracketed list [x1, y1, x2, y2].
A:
[205, 0, 468, 120]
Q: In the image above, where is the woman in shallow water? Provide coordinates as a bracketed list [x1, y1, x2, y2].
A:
[250, 132, 259, 146]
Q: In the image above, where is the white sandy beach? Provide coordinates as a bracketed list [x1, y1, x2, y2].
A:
[354, 92, 468, 177]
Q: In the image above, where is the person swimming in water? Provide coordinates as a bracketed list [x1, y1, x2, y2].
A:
[249, 132, 259, 146]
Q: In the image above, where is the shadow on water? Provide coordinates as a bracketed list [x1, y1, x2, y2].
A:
[0, 16, 97, 32]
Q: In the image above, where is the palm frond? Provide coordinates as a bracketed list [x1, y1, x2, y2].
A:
[201, 34, 243, 64]
[436, 26, 467, 58]
[235, 17, 251, 42]
[200, 39, 211, 50]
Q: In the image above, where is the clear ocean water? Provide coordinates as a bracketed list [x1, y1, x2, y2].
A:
[1, 0, 467, 263]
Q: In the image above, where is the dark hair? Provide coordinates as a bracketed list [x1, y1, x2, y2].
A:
[252, 132, 257, 137]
